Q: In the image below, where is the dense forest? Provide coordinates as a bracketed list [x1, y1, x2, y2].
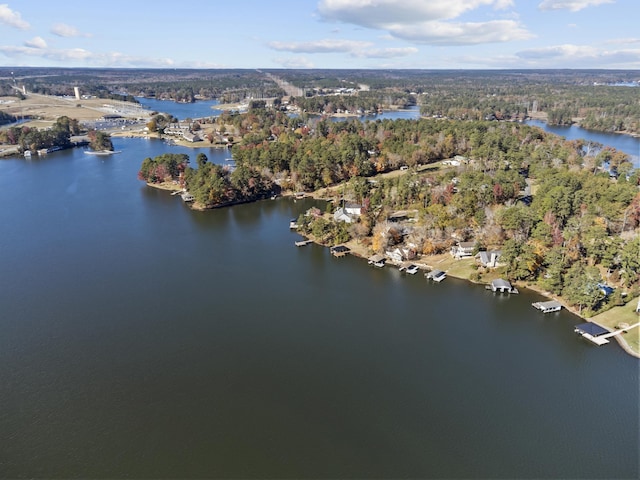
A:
[141, 105, 639, 316]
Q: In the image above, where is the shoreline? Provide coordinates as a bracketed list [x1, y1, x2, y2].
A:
[147, 180, 639, 358]
[291, 197, 639, 358]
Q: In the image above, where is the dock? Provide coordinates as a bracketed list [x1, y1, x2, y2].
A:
[330, 245, 350, 257]
[367, 254, 386, 268]
[426, 269, 446, 282]
[295, 239, 313, 247]
[532, 300, 562, 313]
[488, 278, 518, 293]
[574, 321, 640, 346]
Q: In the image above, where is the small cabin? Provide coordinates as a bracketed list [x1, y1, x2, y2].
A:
[451, 241, 475, 259]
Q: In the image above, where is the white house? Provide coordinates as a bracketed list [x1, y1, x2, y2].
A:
[476, 250, 502, 268]
[344, 203, 363, 216]
[451, 241, 475, 259]
[333, 207, 354, 223]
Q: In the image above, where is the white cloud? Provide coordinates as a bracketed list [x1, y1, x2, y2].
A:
[353, 47, 418, 58]
[268, 39, 372, 54]
[0, 45, 175, 67]
[604, 37, 640, 45]
[538, 0, 615, 12]
[514, 43, 640, 68]
[272, 56, 315, 68]
[318, 0, 513, 24]
[51, 23, 91, 38]
[0, 4, 29, 29]
[316, 0, 531, 45]
[388, 20, 532, 45]
[24, 36, 47, 49]
[267, 38, 417, 59]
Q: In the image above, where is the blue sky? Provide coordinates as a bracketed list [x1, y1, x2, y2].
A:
[0, 0, 638, 69]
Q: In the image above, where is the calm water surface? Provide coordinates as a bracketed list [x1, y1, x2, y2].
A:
[135, 97, 223, 120]
[0, 137, 638, 478]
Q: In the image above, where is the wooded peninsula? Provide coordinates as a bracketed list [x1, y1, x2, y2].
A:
[139, 100, 639, 336]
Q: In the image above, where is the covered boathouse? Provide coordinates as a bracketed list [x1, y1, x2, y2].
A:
[574, 322, 612, 346]
[532, 300, 562, 313]
[490, 279, 518, 293]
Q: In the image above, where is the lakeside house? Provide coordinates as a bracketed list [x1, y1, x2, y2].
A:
[334, 203, 363, 224]
[476, 250, 502, 268]
[451, 241, 475, 259]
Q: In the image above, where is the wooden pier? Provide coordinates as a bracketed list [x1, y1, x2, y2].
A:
[295, 239, 313, 247]
[574, 321, 640, 346]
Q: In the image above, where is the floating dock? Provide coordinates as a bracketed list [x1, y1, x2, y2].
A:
[295, 240, 312, 247]
[532, 300, 562, 313]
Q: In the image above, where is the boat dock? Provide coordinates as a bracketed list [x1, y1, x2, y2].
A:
[330, 245, 350, 257]
[574, 321, 640, 346]
[532, 300, 562, 313]
[295, 239, 313, 247]
[426, 269, 446, 282]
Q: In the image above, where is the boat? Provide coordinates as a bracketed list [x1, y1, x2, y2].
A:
[426, 269, 446, 282]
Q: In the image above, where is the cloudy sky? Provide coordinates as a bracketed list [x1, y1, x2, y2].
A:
[0, 0, 638, 69]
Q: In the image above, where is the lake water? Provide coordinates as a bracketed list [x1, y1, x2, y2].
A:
[135, 97, 223, 120]
[0, 136, 638, 478]
[526, 119, 640, 168]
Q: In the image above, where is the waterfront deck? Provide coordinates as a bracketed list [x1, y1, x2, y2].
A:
[295, 239, 313, 247]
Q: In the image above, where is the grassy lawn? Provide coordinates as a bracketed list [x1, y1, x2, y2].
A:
[591, 300, 640, 356]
